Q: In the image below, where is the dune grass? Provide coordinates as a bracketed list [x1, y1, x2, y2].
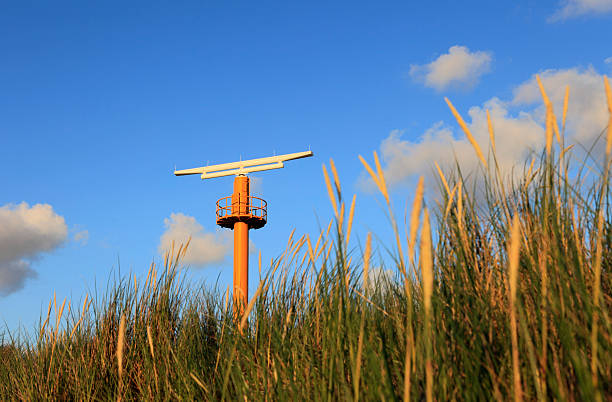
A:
[1, 79, 611, 400]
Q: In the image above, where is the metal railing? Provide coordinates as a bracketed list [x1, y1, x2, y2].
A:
[215, 195, 267, 221]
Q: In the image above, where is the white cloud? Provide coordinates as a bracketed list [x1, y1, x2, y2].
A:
[410, 46, 492, 91]
[73, 230, 89, 246]
[605, 57, 612, 65]
[158, 213, 230, 267]
[364, 266, 395, 294]
[0, 261, 38, 297]
[0, 202, 68, 296]
[512, 67, 608, 145]
[374, 66, 609, 192]
[549, 0, 612, 21]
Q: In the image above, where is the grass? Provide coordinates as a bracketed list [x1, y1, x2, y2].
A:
[1, 77, 611, 400]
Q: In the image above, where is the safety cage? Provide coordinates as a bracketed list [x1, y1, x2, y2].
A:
[215, 195, 267, 229]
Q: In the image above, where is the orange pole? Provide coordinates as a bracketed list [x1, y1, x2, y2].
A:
[233, 221, 249, 313]
[232, 175, 250, 313]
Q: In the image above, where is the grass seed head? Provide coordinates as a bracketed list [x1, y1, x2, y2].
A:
[487, 109, 496, 153]
[421, 208, 433, 312]
[562, 85, 570, 135]
[322, 164, 339, 217]
[117, 314, 126, 380]
[603, 76, 612, 155]
[408, 176, 424, 262]
[445, 97, 487, 167]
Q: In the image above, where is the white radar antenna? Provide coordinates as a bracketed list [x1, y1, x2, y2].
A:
[174, 150, 313, 179]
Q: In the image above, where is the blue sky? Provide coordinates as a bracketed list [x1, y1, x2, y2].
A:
[1, 1, 611, 335]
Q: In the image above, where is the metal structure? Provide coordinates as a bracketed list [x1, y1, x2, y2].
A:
[174, 150, 313, 313]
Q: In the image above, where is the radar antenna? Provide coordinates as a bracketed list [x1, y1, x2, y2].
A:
[174, 150, 314, 313]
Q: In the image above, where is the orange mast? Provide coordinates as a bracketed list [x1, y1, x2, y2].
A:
[216, 175, 266, 313]
[174, 150, 313, 315]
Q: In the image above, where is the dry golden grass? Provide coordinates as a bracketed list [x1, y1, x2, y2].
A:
[421, 208, 434, 402]
[508, 215, 522, 402]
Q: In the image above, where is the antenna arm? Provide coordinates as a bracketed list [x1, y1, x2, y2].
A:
[175, 149, 313, 178]
[174, 167, 206, 176]
[201, 162, 284, 179]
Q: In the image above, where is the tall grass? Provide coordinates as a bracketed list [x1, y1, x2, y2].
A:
[1, 79, 611, 400]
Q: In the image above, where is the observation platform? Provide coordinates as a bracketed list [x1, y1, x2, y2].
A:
[216, 195, 267, 229]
